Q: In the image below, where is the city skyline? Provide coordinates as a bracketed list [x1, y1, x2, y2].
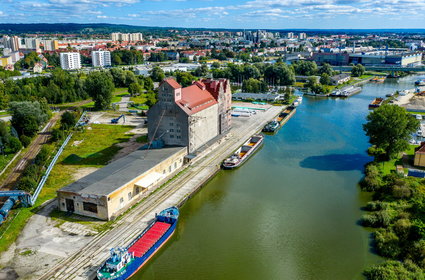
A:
[1, 0, 425, 29]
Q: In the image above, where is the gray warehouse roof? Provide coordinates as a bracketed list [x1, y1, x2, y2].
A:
[59, 147, 186, 196]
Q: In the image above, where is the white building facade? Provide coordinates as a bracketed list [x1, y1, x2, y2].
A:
[92, 50, 111, 67]
[60, 52, 81, 70]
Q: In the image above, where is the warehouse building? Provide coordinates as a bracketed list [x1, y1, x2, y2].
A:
[147, 78, 232, 154]
[57, 147, 187, 220]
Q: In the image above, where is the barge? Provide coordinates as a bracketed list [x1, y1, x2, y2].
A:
[277, 106, 296, 126]
[262, 120, 280, 133]
[369, 98, 384, 109]
[97, 207, 179, 280]
[222, 135, 264, 169]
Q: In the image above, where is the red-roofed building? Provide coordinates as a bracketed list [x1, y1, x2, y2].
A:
[414, 142, 425, 167]
[148, 77, 231, 153]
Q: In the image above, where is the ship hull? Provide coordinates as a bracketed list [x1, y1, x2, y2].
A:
[222, 137, 263, 169]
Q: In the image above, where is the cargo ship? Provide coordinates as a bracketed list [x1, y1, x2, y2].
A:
[262, 120, 280, 133]
[222, 135, 263, 169]
[369, 98, 384, 109]
[97, 207, 179, 280]
[277, 106, 296, 126]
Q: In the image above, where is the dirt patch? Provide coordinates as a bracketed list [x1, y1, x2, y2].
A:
[72, 167, 99, 181]
[110, 134, 146, 162]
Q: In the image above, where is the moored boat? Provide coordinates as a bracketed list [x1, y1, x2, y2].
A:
[262, 120, 280, 133]
[97, 207, 179, 280]
[415, 79, 425, 86]
[222, 135, 264, 169]
[369, 98, 384, 109]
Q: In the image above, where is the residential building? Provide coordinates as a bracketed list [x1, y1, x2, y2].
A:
[60, 52, 81, 70]
[331, 73, 351, 85]
[33, 62, 43, 73]
[111, 32, 143, 42]
[299, 33, 307, 40]
[287, 32, 294, 39]
[57, 147, 187, 220]
[147, 78, 232, 153]
[92, 50, 111, 67]
[2, 36, 20, 52]
[0, 56, 12, 67]
[40, 39, 59, 51]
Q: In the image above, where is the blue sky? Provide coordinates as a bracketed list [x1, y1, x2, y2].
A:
[1, 0, 424, 29]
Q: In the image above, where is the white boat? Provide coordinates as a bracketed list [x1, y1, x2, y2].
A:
[296, 96, 303, 103]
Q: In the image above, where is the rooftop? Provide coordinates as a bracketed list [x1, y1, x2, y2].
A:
[59, 147, 186, 197]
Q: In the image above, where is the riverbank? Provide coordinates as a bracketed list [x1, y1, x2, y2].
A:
[4, 105, 284, 280]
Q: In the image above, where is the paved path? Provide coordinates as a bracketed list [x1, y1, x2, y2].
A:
[37, 106, 283, 280]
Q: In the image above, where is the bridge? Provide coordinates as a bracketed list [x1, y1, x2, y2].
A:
[332, 65, 425, 72]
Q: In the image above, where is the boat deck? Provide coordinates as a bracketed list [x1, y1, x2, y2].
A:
[128, 222, 171, 257]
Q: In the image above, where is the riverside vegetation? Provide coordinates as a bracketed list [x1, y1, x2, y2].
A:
[361, 105, 425, 279]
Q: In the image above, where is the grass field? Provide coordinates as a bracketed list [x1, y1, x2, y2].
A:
[378, 145, 417, 175]
[0, 154, 16, 173]
[80, 88, 129, 109]
[0, 124, 135, 253]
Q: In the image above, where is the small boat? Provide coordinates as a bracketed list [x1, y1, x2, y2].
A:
[296, 96, 303, 103]
[415, 79, 425, 86]
[293, 101, 300, 107]
[222, 135, 264, 169]
[262, 120, 280, 133]
[369, 98, 384, 109]
[97, 207, 179, 280]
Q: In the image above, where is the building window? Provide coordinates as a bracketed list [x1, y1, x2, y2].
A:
[170, 135, 174, 138]
[170, 122, 174, 126]
[174, 162, 177, 169]
[128, 192, 132, 200]
[120, 197, 124, 203]
[169, 166, 172, 172]
[136, 187, 140, 195]
[163, 170, 166, 174]
[177, 136, 181, 139]
[169, 129, 174, 132]
[83, 202, 98, 213]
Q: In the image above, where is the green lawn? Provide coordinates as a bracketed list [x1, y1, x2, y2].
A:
[0, 153, 16, 172]
[377, 145, 417, 175]
[0, 111, 10, 116]
[0, 124, 135, 253]
[409, 111, 425, 116]
[82, 88, 129, 109]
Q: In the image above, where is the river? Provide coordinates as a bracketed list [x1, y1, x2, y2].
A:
[135, 74, 424, 280]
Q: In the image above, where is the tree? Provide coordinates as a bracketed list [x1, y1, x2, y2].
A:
[363, 105, 419, 159]
[60, 111, 77, 130]
[351, 64, 365, 77]
[17, 176, 37, 192]
[193, 65, 209, 77]
[8, 137, 22, 153]
[319, 63, 333, 76]
[85, 71, 115, 110]
[9, 101, 48, 137]
[211, 62, 220, 69]
[292, 60, 318, 76]
[364, 260, 423, 280]
[319, 73, 331, 85]
[150, 66, 165, 82]
[128, 82, 143, 97]
[242, 78, 267, 93]
[176, 71, 196, 87]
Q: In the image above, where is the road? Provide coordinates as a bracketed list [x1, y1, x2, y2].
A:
[0, 113, 62, 190]
[38, 106, 283, 280]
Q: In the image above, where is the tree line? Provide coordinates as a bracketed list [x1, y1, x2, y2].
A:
[360, 105, 424, 279]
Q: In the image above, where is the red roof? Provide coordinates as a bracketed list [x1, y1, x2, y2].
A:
[177, 83, 217, 115]
[164, 78, 182, 89]
[417, 142, 425, 154]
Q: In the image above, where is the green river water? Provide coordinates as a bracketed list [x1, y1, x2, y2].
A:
[135, 74, 424, 280]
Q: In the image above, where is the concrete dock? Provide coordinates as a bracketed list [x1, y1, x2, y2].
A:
[36, 105, 284, 280]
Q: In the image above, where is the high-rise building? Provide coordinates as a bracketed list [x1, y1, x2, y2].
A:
[299, 33, 307, 40]
[287, 32, 294, 39]
[2, 36, 20, 52]
[92, 50, 111, 67]
[41, 39, 59, 51]
[111, 32, 143, 42]
[60, 52, 81, 70]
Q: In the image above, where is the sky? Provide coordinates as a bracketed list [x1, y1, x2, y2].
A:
[1, 0, 425, 29]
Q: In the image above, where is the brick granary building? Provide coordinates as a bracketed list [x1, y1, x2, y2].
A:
[148, 78, 232, 153]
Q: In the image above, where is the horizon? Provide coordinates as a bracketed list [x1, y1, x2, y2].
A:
[1, 0, 425, 29]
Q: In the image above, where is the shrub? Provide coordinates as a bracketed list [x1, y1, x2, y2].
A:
[20, 135, 31, 147]
[51, 128, 64, 142]
[35, 146, 50, 165]
[363, 260, 422, 280]
[7, 136, 22, 153]
[60, 111, 77, 130]
[17, 176, 37, 193]
[375, 229, 401, 258]
[22, 164, 40, 179]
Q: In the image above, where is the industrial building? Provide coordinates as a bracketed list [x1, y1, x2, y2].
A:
[57, 147, 187, 220]
[147, 78, 232, 153]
